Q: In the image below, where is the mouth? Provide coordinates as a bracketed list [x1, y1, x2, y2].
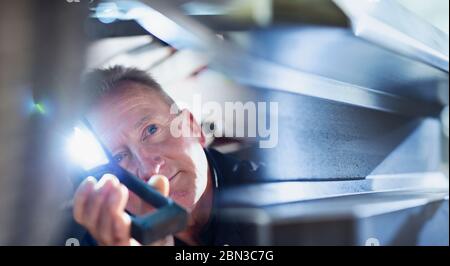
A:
[168, 171, 181, 182]
[144, 171, 180, 183]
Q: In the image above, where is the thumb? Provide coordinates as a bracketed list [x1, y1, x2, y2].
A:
[147, 174, 170, 197]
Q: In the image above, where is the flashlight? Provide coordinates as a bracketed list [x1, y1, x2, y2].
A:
[66, 118, 187, 245]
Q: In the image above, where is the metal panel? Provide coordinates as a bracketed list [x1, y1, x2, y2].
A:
[216, 190, 449, 245]
[0, 0, 88, 245]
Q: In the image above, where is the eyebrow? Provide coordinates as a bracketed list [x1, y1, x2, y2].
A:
[134, 114, 153, 130]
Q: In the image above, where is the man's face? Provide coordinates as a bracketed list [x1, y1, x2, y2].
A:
[87, 82, 209, 215]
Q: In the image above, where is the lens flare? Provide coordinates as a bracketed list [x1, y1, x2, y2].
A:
[67, 126, 109, 170]
[34, 103, 46, 114]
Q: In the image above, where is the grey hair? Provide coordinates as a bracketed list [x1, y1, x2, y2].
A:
[81, 65, 178, 112]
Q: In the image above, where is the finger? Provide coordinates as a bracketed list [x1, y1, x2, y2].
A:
[96, 177, 121, 245]
[148, 174, 170, 197]
[84, 174, 116, 231]
[119, 184, 129, 210]
[73, 176, 96, 224]
[112, 212, 133, 246]
[111, 185, 131, 244]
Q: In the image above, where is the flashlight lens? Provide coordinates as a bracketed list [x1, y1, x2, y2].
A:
[67, 126, 109, 170]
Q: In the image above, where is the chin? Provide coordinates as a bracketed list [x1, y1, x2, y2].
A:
[170, 190, 197, 212]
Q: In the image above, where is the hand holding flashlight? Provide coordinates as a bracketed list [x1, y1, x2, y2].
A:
[73, 174, 173, 246]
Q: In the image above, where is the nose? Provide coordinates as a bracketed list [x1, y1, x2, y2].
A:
[133, 146, 165, 182]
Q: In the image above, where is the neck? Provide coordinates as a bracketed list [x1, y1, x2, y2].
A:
[175, 164, 214, 245]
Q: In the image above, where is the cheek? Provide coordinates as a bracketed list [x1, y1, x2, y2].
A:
[163, 136, 200, 175]
[169, 173, 198, 210]
[168, 157, 208, 211]
[160, 134, 208, 210]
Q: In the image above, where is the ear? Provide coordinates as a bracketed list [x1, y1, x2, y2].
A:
[180, 108, 206, 147]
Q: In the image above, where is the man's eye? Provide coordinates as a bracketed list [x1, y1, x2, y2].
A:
[113, 153, 127, 163]
[145, 124, 159, 136]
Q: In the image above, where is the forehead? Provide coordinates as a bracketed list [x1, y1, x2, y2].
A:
[87, 82, 171, 140]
